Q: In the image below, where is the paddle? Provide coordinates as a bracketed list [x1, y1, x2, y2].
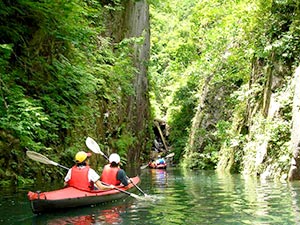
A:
[100, 181, 143, 200]
[85, 137, 148, 196]
[26, 150, 143, 200]
[140, 164, 149, 169]
[85, 137, 109, 161]
[26, 151, 69, 170]
[165, 152, 175, 158]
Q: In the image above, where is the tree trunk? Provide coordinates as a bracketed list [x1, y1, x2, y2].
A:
[123, 0, 150, 164]
[100, 0, 150, 165]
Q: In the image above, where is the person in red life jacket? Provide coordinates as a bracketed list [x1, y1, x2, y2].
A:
[101, 153, 131, 186]
[64, 151, 114, 191]
[149, 158, 157, 168]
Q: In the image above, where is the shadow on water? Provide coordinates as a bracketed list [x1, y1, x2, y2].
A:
[3, 167, 300, 224]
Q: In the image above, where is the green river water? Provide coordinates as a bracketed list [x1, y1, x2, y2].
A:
[1, 167, 300, 225]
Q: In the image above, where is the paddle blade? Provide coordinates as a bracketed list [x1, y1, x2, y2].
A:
[85, 137, 102, 155]
[140, 164, 149, 169]
[165, 152, 175, 158]
[26, 151, 69, 170]
[26, 151, 55, 165]
[130, 193, 159, 201]
[130, 193, 145, 200]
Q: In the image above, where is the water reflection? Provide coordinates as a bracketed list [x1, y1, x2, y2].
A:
[33, 204, 127, 225]
[289, 181, 300, 225]
[174, 168, 300, 224]
[150, 168, 168, 187]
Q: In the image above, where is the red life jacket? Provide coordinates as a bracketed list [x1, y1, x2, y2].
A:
[68, 165, 93, 191]
[101, 164, 120, 185]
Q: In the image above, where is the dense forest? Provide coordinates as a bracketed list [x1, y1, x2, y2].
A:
[149, 0, 300, 181]
[1, 0, 300, 185]
[0, 0, 151, 185]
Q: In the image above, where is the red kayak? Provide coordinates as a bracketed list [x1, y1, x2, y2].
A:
[148, 163, 167, 169]
[27, 176, 140, 214]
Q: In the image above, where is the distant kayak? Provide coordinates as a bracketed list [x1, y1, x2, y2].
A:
[148, 162, 167, 169]
[27, 176, 140, 214]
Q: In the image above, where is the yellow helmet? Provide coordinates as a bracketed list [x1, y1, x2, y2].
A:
[75, 151, 90, 163]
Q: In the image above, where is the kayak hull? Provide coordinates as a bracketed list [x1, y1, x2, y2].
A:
[28, 176, 140, 214]
[148, 163, 167, 169]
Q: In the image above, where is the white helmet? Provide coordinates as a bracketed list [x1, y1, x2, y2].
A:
[109, 153, 120, 164]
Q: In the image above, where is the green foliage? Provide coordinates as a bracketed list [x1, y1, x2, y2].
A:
[183, 151, 218, 170]
[114, 132, 137, 164]
[268, 120, 291, 159]
[0, 99, 52, 149]
[253, 0, 300, 66]
[150, 0, 299, 175]
[149, 0, 198, 118]
[0, 0, 138, 183]
[167, 0, 252, 169]
[168, 78, 198, 162]
[0, 0, 104, 145]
